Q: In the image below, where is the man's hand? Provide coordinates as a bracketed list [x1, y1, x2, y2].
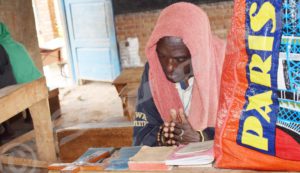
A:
[170, 109, 200, 145]
[157, 108, 203, 146]
[157, 122, 175, 146]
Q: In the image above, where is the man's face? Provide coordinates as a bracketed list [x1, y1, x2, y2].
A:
[156, 36, 193, 83]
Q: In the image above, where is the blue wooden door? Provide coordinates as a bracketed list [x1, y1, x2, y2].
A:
[63, 0, 120, 82]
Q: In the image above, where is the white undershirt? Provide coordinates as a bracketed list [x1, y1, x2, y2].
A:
[175, 77, 194, 115]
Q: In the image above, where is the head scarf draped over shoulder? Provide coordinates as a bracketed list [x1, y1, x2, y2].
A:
[145, 2, 226, 130]
[0, 22, 41, 83]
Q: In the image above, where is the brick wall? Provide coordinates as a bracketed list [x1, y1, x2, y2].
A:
[0, 0, 42, 72]
[3, 1, 233, 70]
[33, 0, 59, 43]
[115, 1, 234, 63]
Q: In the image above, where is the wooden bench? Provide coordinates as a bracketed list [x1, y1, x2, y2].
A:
[112, 67, 144, 120]
[48, 167, 267, 173]
[40, 38, 64, 66]
[40, 47, 62, 66]
[119, 83, 140, 121]
[0, 78, 57, 168]
[56, 117, 133, 163]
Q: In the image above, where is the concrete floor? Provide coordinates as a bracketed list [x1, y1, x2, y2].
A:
[44, 63, 124, 129]
[57, 81, 124, 129]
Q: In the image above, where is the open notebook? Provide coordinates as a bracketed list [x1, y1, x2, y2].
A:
[166, 140, 214, 166]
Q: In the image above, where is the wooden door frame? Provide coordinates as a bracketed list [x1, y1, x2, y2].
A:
[58, 0, 120, 84]
[58, 0, 78, 84]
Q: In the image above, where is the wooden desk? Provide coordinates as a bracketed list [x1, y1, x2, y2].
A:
[0, 78, 57, 168]
[56, 120, 133, 163]
[118, 83, 140, 121]
[48, 167, 277, 173]
[40, 38, 64, 66]
[40, 47, 62, 66]
[112, 67, 144, 120]
[112, 67, 144, 93]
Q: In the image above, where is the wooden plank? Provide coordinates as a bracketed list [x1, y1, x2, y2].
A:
[0, 78, 48, 123]
[49, 88, 59, 98]
[48, 88, 61, 116]
[49, 163, 106, 172]
[0, 155, 48, 168]
[119, 83, 140, 98]
[112, 68, 143, 118]
[114, 84, 127, 94]
[0, 78, 57, 168]
[112, 67, 144, 93]
[79, 164, 106, 171]
[0, 130, 35, 154]
[57, 128, 133, 162]
[40, 38, 63, 66]
[119, 83, 140, 120]
[0, 88, 59, 154]
[0, 107, 62, 155]
[57, 120, 133, 163]
[48, 167, 278, 173]
[49, 163, 106, 173]
[112, 67, 144, 85]
[41, 48, 62, 66]
[29, 98, 57, 162]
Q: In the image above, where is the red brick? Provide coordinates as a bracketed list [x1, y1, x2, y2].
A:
[115, 1, 233, 61]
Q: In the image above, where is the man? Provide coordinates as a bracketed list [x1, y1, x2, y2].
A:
[0, 22, 42, 143]
[133, 2, 226, 146]
[0, 42, 16, 144]
[0, 22, 42, 83]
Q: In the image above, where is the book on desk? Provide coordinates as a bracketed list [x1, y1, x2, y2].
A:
[48, 141, 214, 172]
[165, 141, 214, 166]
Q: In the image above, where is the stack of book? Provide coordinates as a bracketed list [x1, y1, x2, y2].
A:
[128, 146, 176, 171]
[105, 146, 142, 170]
[165, 140, 214, 167]
[48, 140, 215, 172]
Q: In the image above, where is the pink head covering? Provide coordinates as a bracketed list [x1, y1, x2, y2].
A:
[146, 2, 226, 130]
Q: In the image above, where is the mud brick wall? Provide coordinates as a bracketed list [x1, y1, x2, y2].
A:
[33, 0, 59, 43]
[0, 0, 42, 72]
[115, 1, 234, 63]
